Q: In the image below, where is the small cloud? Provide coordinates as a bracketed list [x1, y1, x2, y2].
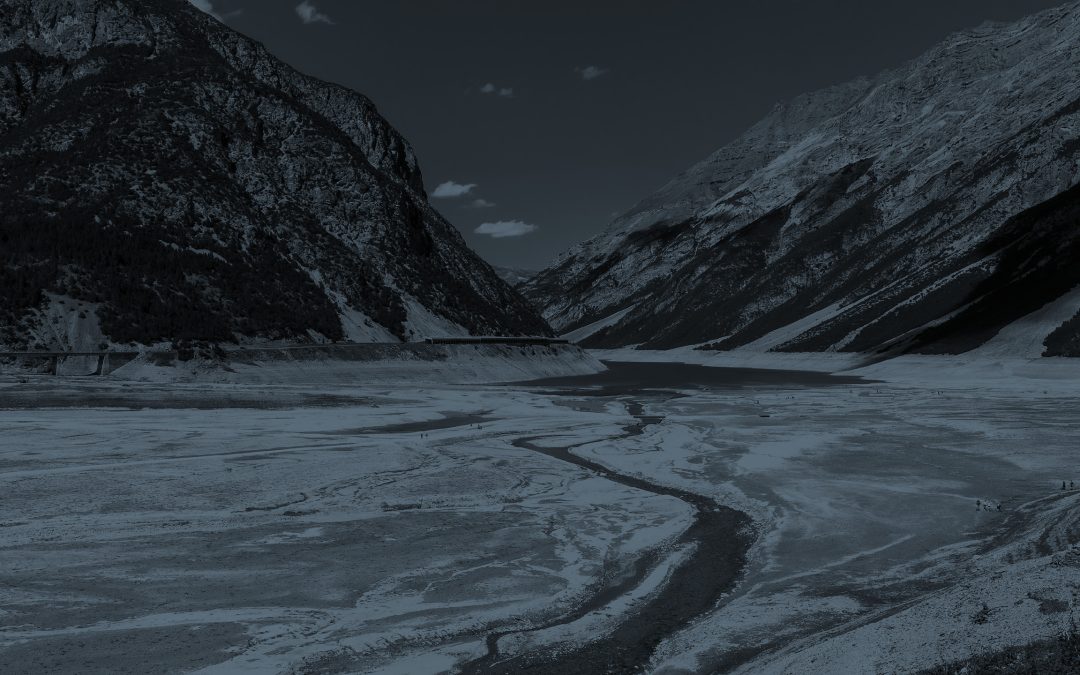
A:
[470, 198, 497, 209]
[577, 65, 609, 81]
[431, 181, 477, 199]
[296, 1, 334, 24]
[475, 220, 538, 239]
[479, 83, 514, 98]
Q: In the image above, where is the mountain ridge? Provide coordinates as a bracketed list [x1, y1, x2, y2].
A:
[525, 0, 1080, 357]
[0, 0, 549, 351]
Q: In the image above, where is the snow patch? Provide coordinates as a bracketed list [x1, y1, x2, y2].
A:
[972, 284, 1080, 358]
[561, 304, 638, 344]
[401, 296, 469, 341]
[741, 302, 845, 352]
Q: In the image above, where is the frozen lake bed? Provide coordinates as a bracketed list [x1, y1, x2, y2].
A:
[1, 359, 1078, 673]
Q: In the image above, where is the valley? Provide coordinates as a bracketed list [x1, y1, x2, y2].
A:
[4, 1, 1080, 673]
[2, 356, 1077, 674]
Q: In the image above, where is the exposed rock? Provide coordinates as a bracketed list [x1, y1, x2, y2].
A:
[0, 0, 549, 349]
[525, 1, 1080, 356]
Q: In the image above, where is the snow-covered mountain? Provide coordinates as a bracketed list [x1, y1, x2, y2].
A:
[0, 0, 549, 351]
[525, 1, 1080, 357]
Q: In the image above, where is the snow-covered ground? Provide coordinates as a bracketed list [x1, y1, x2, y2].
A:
[0, 377, 689, 674]
[1, 351, 1078, 674]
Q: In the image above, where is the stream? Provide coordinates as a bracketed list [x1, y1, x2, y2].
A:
[458, 398, 752, 674]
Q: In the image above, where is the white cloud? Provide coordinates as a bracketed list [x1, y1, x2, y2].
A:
[475, 220, 538, 239]
[296, 1, 334, 24]
[577, 65, 609, 81]
[479, 83, 514, 98]
[470, 198, 497, 209]
[431, 181, 477, 199]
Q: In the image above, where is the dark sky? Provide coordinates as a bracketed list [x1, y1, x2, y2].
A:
[203, 0, 1064, 269]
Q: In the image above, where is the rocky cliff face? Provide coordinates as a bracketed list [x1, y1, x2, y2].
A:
[0, 0, 549, 350]
[525, 1, 1080, 356]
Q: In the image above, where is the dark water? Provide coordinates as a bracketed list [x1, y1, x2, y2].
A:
[323, 413, 492, 435]
[515, 360, 868, 395]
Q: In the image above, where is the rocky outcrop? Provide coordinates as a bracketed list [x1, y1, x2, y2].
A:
[525, 1, 1080, 356]
[0, 0, 549, 350]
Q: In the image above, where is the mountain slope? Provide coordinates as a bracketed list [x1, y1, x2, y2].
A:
[525, 1, 1080, 356]
[494, 266, 537, 287]
[0, 0, 549, 350]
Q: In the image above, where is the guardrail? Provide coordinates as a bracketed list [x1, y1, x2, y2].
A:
[424, 336, 570, 345]
[0, 351, 141, 376]
[0, 338, 576, 377]
[0, 351, 140, 358]
[0, 337, 571, 359]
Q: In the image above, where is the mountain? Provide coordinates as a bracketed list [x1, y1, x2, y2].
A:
[0, 0, 549, 351]
[525, 1, 1080, 357]
[494, 266, 537, 287]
